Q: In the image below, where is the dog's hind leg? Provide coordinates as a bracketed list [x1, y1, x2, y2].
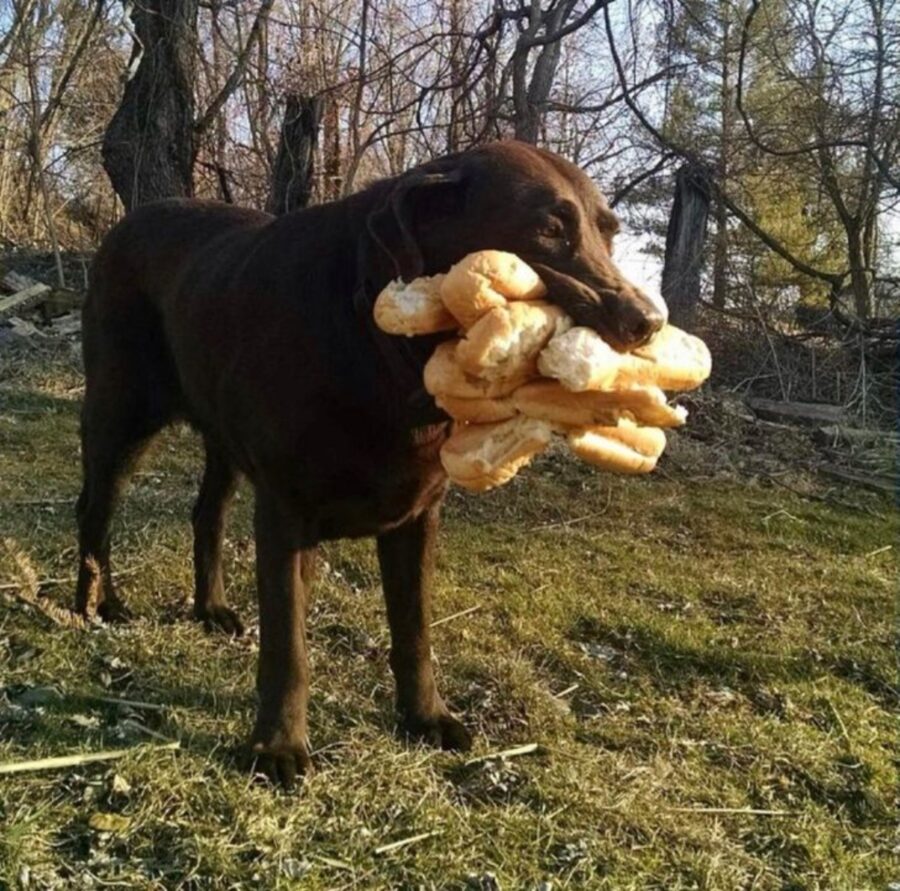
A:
[192, 440, 243, 635]
[376, 504, 472, 752]
[75, 382, 163, 623]
[75, 268, 180, 623]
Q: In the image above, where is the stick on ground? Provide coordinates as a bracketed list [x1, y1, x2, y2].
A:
[374, 830, 443, 856]
[0, 741, 180, 776]
[464, 743, 539, 766]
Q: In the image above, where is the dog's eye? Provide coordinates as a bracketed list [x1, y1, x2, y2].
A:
[539, 219, 568, 242]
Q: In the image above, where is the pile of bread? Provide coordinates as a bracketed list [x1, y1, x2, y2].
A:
[374, 251, 711, 491]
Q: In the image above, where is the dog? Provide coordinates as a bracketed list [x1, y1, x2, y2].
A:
[74, 140, 664, 786]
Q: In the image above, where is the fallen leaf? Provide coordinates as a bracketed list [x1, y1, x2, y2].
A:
[88, 812, 130, 834]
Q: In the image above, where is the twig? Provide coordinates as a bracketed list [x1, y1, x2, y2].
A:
[762, 508, 803, 523]
[7, 497, 76, 506]
[826, 698, 853, 752]
[553, 683, 579, 698]
[863, 544, 892, 559]
[532, 488, 613, 530]
[762, 471, 885, 519]
[310, 854, 354, 870]
[119, 719, 172, 742]
[85, 695, 168, 712]
[430, 605, 482, 628]
[464, 743, 539, 766]
[667, 806, 798, 816]
[0, 741, 180, 775]
[374, 830, 443, 856]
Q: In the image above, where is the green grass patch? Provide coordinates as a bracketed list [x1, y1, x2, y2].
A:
[1, 341, 896, 889]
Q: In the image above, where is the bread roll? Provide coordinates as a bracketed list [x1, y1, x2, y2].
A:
[512, 380, 687, 429]
[567, 420, 666, 474]
[373, 274, 458, 336]
[630, 324, 712, 391]
[434, 393, 517, 423]
[537, 326, 622, 391]
[538, 324, 711, 392]
[456, 301, 570, 380]
[441, 251, 547, 328]
[424, 340, 533, 400]
[440, 416, 553, 491]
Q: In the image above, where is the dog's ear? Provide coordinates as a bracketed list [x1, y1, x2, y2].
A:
[367, 165, 465, 281]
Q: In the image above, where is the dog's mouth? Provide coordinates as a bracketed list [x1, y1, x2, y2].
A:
[530, 263, 664, 351]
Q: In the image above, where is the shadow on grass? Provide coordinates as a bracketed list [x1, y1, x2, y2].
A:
[565, 616, 899, 710]
[0, 386, 80, 415]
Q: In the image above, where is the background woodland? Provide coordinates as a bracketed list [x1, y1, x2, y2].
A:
[1, 0, 898, 418]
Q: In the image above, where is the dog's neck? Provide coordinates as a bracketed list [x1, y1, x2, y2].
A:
[307, 177, 451, 430]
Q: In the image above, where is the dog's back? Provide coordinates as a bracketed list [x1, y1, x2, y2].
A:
[81, 200, 272, 430]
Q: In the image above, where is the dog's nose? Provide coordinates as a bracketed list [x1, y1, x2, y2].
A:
[606, 289, 665, 349]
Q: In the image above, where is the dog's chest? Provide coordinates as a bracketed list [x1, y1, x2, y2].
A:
[308, 427, 450, 541]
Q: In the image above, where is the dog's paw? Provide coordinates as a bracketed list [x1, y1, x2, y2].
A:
[195, 603, 244, 636]
[399, 710, 473, 752]
[245, 735, 312, 789]
[95, 596, 132, 624]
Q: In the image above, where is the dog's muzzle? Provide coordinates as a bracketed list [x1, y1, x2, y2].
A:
[532, 264, 665, 350]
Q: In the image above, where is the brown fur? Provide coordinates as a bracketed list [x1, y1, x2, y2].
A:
[73, 141, 663, 786]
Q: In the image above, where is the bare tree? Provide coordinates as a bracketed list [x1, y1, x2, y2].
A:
[267, 94, 323, 214]
[102, 0, 200, 209]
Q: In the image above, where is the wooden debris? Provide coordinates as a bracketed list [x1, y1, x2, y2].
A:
[51, 312, 81, 335]
[40, 287, 82, 318]
[748, 397, 844, 427]
[0, 285, 51, 322]
[0, 741, 180, 775]
[87, 695, 169, 712]
[818, 464, 895, 494]
[430, 604, 482, 628]
[816, 425, 898, 446]
[0, 280, 51, 321]
[374, 829, 443, 856]
[2, 269, 40, 291]
[7, 317, 44, 338]
[464, 742, 539, 766]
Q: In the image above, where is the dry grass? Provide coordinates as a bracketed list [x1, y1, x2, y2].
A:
[0, 337, 896, 890]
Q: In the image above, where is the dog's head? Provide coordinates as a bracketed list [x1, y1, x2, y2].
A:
[367, 140, 665, 350]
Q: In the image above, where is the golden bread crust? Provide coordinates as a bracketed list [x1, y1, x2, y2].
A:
[566, 421, 666, 474]
[440, 416, 553, 491]
[424, 340, 533, 399]
[434, 393, 517, 423]
[538, 323, 711, 392]
[456, 301, 568, 380]
[440, 250, 547, 327]
[373, 274, 457, 336]
[512, 380, 687, 428]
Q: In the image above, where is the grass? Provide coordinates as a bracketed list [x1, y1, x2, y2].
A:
[0, 338, 896, 890]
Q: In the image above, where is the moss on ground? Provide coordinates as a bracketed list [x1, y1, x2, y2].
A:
[1, 340, 895, 889]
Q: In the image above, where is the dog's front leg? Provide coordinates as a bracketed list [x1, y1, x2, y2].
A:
[247, 493, 314, 788]
[377, 504, 472, 751]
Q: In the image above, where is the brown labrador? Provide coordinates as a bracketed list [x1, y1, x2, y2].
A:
[74, 140, 663, 786]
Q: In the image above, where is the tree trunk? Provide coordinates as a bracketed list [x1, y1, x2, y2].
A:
[712, 11, 732, 309]
[267, 94, 323, 215]
[322, 96, 342, 201]
[661, 163, 711, 329]
[846, 231, 873, 319]
[101, 0, 199, 211]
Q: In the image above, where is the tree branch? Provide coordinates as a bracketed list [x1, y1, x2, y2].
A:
[194, 0, 274, 137]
